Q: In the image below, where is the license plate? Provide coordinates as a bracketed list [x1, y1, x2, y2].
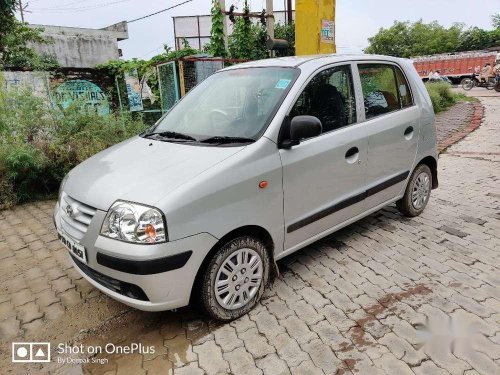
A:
[58, 230, 87, 264]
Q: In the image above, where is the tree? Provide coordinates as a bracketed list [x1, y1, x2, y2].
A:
[0, 1, 58, 69]
[208, 0, 226, 57]
[365, 20, 463, 57]
[492, 13, 500, 29]
[274, 22, 295, 57]
[227, 1, 269, 60]
[366, 18, 500, 58]
[0, 0, 17, 60]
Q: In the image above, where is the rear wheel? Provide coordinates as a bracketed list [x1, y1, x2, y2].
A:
[199, 236, 270, 321]
[461, 78, 474, 91]
[397, 164, 432, 217]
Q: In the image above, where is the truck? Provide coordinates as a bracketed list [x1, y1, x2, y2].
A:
[412, 50, 498, 84]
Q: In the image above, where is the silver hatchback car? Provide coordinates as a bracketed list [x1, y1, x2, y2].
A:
[54, 54, 438, 321]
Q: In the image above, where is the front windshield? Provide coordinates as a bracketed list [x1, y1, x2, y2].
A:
[148, 67, 299, 141]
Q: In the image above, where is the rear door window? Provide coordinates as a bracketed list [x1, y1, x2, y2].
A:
[358, 64, 401, 119]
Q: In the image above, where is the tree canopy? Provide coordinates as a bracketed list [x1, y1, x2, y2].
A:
[365, 18, 500, 57]
[0, 1, 58, 69]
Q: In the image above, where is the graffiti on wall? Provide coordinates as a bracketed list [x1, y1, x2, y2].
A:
[54, 79, 110, 115]
[2, 71, 51, 101]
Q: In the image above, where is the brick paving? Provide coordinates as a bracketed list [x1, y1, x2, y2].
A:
[435, 101, 482, 152]
[1, 97, 499, 375]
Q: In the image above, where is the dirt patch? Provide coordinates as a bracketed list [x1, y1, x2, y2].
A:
[342, 284, 433, 372]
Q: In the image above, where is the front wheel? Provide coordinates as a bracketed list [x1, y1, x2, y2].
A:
[200, 236, 270, 321]
[461, 78, 474, 91]
[397, 164, 432, 217]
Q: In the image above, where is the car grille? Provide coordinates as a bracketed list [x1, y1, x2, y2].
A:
[60, 193, 96, 241]
[71, 255, 149, 301]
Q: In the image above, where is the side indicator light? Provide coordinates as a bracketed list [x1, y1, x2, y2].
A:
[259, 181, 268, 189]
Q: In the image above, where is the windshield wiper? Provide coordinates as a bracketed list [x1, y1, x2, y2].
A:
[144, 131, 197, 141]
[199, 136, 256, 144]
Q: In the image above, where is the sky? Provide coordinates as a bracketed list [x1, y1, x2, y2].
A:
[19, 0, 500, 60]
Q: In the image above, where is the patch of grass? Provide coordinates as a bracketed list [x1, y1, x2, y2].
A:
[0, 76, 149, 209]
[425, 81, 478, 113]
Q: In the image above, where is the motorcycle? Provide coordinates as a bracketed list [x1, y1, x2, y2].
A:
[461, 73, 500, 91]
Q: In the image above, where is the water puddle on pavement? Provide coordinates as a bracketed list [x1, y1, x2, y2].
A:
[76, 307, 214, 374]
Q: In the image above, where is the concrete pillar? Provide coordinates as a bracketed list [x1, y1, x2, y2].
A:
[295, 0, 336, 55]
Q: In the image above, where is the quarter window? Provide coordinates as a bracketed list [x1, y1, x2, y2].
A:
[290, 65, 356, 134]
[359, 64, 410, 119]
[394, 67, 413, 108]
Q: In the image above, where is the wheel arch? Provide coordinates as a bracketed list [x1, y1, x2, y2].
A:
[189, 225, 277, 305]
[416, 155, 438, 189]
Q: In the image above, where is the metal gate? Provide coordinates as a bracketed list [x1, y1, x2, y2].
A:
[157, 61, 180, 113]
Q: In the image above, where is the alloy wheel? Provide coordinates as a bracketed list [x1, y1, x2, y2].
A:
[214, 248, 263, 310]
[412, 172, 430, 210]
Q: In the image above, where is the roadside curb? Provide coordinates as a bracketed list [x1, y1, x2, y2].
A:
[438, 102, 484, 153]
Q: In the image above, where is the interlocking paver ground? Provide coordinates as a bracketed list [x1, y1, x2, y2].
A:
[1, 96, 499, 375]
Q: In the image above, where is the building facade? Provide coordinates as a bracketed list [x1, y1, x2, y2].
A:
[27, 21, 129, 68]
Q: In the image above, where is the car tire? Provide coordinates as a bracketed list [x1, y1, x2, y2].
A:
[397, 164, 432, 217]
[200, 236, 270, 321]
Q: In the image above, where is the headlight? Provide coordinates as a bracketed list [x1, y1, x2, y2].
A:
[58, 174, 69, 202]
[100, 201, 167, 244]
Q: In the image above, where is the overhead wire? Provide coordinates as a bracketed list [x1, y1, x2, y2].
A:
[127, 0, 193, 23]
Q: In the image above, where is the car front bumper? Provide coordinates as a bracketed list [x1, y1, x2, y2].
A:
[54, 200, 218, 311]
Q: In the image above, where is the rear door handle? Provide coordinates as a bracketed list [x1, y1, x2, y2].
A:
[345, 147, 359, 158]
[404, 126, 414, 136]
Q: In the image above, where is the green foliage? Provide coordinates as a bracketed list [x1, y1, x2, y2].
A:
[0, 3, 59, 70]
[459, 27, 500, 52]
[228, 1, 267, 60]
[366, 20, 463, 57]
[0, 75, 148, 208]
[208, 0, 227, 57]
[366, 18, 499, 57]
[492, 13, 500, 29]
[274, 22, 295, 57]
[96, 45, 200, 76]
[425, 82, 462, 113]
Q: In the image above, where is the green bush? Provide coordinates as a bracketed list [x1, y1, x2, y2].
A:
[0, 78, 148, 209]
[425, 81, 459, 113]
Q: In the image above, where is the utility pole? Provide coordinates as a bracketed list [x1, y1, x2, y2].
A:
[296, 0, 336, 55]
[266, 0, 274, 40]
[287, 0, 292, 24]
[19, 0, 25, 22]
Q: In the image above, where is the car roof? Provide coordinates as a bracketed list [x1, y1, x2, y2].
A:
[222, 54, 412, 72]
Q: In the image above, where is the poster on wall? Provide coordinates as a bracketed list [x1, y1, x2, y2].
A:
[321, 19, 335, 44]
[124, 69, 144, 112]
[54, 80, 110, 116]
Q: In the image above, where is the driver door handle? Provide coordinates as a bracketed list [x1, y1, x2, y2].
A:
[404, 126, 414, 136]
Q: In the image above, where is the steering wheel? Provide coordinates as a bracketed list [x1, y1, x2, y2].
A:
[208, 109, 231, 133]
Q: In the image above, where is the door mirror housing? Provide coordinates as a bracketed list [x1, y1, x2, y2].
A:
[281, 115, 322, 148]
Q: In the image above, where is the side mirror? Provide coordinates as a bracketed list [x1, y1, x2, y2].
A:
[283, 115, 322, 148]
